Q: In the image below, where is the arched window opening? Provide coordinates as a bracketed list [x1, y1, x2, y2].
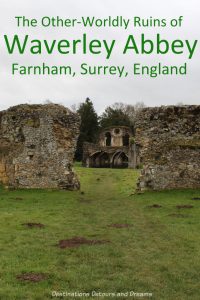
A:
[114, 128, 120, 135]
[100, 152, 110, 168]
[105, 132, 111, 146]
[123, 134, 130, 146]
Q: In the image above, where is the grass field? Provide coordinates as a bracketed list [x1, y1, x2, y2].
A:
[0, 165, 200, 300]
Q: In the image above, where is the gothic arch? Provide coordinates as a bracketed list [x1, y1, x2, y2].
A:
[112, 151, 128, 168]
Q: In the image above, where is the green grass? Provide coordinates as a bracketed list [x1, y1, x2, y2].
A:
[0, 165, 200, 300]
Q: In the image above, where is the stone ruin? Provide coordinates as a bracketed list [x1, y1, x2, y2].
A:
[0, 103, 199, 193]
[83, 105, 200, 192]
[0, 104, 80, 190]
[135, 105, 200, 191]
[83, 126, 140, 168]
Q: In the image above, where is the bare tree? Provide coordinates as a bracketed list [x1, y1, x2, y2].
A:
[176, 102, 184, 106]
[134, 101, 146, 112]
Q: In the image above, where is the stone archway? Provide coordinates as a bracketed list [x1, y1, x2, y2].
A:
[112, 151, 128, 168]
[89, 151, 102, 167]
[89, 151, 111, 168]
[99, 152, 110, 168]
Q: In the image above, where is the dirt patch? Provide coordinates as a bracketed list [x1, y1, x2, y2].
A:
[168, 214, 190, 218]
[147, 204, 162, 208]
[22, 223, 45, 228]
[136, 191, 145, 195]
[191, 197, 200, 201]
[108, 224, 133, 228]
[58, 237, 110, 249]
[11, 197, 24, 201]
[16, 273, 46, 282]
[176, 205, 193, 209]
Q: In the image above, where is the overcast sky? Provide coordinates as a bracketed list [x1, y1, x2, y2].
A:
[0, 0, 199, 113]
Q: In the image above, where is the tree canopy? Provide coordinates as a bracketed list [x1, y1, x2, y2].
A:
[75, 98, 99, 161]
[99, 102, 145, 129]
[99, 106, 132, 128]
[74, 100, 146, 160]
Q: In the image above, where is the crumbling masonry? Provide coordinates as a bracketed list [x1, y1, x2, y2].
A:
[83, 105, 200, 191]
[135, 105, 200, 191]
[0, 104, 80, 190]
[0, 103, 199, 192]
[83, 126, 139, 169]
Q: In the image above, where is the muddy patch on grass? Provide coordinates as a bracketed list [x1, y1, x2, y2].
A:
[108, 224, 133, 228]
[16, 273, 47, 282]
[168, 213, 190, 218]
[11, 197, 24, 201]
[147, 204, 162, 208]
[22, 223, 45, 228]
[191, 197, 200, 201]
[58, 237, 110, 249]
[176, 205, 193, 209]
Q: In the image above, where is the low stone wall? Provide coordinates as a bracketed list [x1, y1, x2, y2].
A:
[135, 106, 200, 191]
[0, 104, 80, 190]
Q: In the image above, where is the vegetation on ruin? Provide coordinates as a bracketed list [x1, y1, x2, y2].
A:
[0, 165, 200, 299]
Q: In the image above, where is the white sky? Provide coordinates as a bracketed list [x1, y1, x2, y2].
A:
[0, 0, 199, 113]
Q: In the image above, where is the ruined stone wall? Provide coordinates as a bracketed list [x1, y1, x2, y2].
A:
[135, 106, 200, 191]
[99, 126, 132, 147]
[82, 142, 101, 166]
[82, 142, 130, 167]
[0, 104, 80, 190]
